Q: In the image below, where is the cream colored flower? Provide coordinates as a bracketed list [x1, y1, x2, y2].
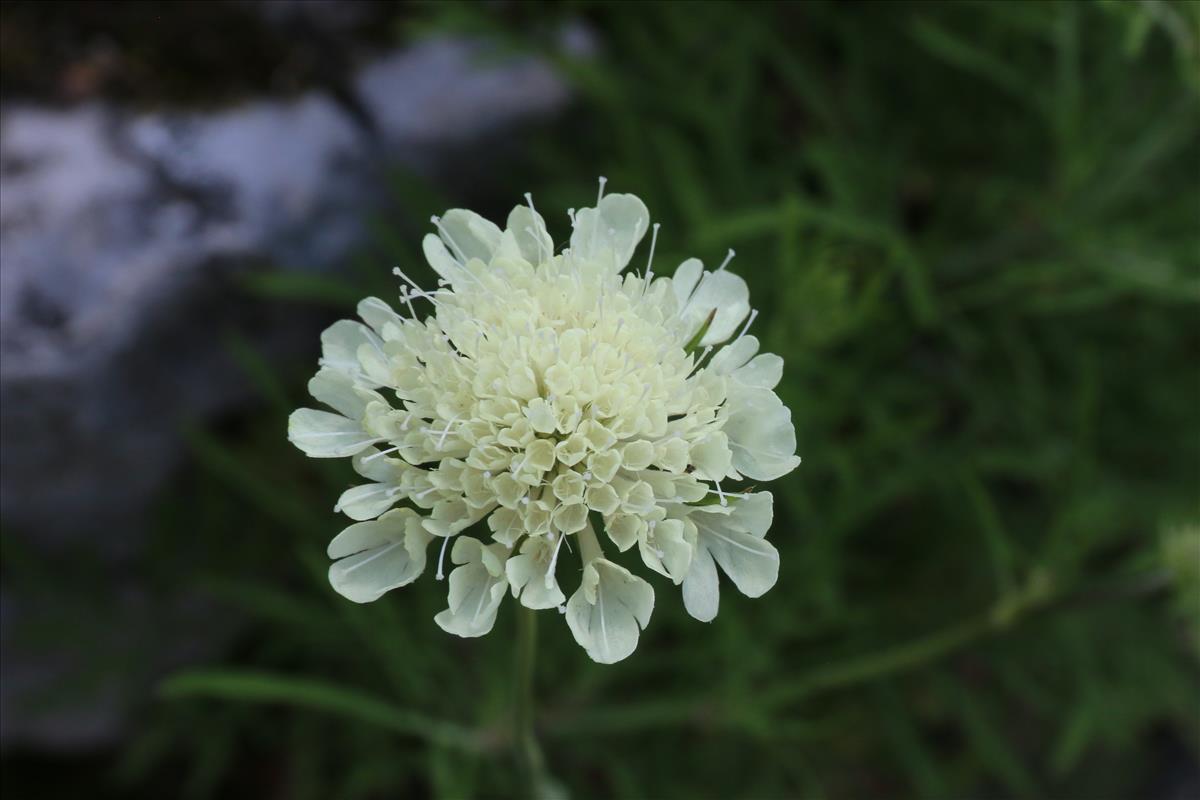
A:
[289, 181, 801, 663]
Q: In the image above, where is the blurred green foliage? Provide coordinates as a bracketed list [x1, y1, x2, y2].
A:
[12, 2, 1199, 798]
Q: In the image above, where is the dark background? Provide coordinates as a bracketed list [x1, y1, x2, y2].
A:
[2, 2, 1198, 799]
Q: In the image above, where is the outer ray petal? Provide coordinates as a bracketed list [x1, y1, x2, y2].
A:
[288, 408, 381, 458]
[434, 537, 509, 637]
[506, 534, 567, 610]
[566, 559, 654, 664]
[570, 193, 650, 272]
[327, 509, 432, 603]
[439, 209, 502, 263]
[681, 492, 779, 621]
[725, 387, 802, 481]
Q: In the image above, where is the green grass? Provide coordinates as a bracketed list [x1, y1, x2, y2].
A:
[10, 2, 1199, 798]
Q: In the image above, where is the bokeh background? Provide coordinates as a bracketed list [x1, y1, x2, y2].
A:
[2, 2, 1198, 798]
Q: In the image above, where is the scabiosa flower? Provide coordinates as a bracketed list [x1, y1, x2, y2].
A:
[288, 181, 801, 663]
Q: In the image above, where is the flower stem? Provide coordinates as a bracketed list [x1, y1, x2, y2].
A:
[514, 603, 549, 798]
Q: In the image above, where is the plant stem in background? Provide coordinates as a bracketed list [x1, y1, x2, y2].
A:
[515, 604, 550, 798]
[758, 566, 1172, 711]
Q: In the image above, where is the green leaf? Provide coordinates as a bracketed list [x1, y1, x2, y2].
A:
[909, 17, 1037, 107]
[1051, 705, 1095, 776]
[682, 307, 717, 354]
[185, 426, 324, 537]
[960, 470, 1018, 595]
[238, 270, 364, 307]
[160, 670, 484, 751]
[874, 683, 948, 799]
[936, 672, 1038, 796]
[223, 331, 292, 414]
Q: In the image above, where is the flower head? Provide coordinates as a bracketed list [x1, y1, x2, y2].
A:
[289, 182, 801, 663]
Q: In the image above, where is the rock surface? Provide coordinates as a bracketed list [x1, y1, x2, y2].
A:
[0, 36, 569, 747]
[0, 35, 568, 551]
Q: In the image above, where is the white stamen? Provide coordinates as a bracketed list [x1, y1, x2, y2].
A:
[317, 357, 360, 373]
[430, 215, 468, 264]
[596, 176, 608, 205]
[399, 285, 417, 318]
[435, 536, 450, 580]
[733, 308, 759, 344]
[362, 445, 401, 463]
[545, 531, 567, 589]
[437, 414, 461, 449]
[393, 268, 441, 308]
[523, 192, 548, 264]
[717, 248, 736, 272]
[674, 267, 714, 320]
[689, 345, 714, 376]
[645, 222, 661, 279]
[525, 226, 544, 261]
[705, 488, 750, 502]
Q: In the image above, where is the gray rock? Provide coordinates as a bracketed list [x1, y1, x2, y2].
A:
[0, 36, 570, 748]
[0, 35, 568, 551]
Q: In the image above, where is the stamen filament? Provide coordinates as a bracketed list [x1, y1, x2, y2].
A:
[545, 531, 567, 589]
[733, 308, 759, 344]
[435, 535, 451, 580]
[362, 445, 401, 463]
[717, 248, 736, 272]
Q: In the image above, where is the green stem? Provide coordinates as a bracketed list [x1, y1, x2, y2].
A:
[536, 568, 1173, 741]
[759, 571, 1053, 711]
[758, 614, 993, 711]
[514, 604, 548, 798]
[759, 566, 1167, 711]
[159, 669, 484, 751]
